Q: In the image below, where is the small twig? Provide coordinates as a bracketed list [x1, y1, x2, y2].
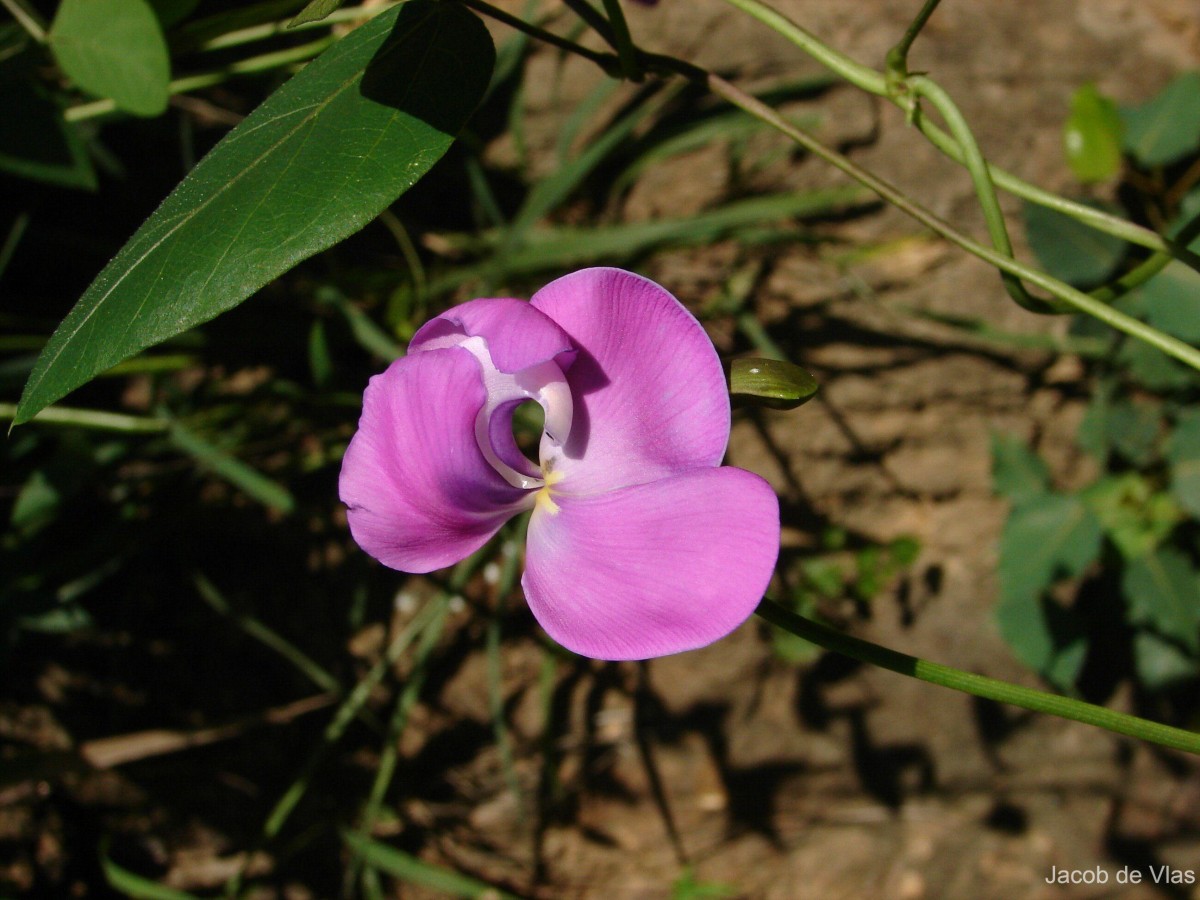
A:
[79, 694, 336, 769]
[0, 0, 47, 43]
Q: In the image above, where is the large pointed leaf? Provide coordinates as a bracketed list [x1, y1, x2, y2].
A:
[49, 0, 171, 117]
[16, 0, 493, 425]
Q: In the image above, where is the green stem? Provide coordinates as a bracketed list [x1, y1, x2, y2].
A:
[63, 38, 335, 123]
[691, 69, 1200, 372]
[0, 211, 30, 281]
[600, 0, 643, 81]
[897, 305, 1112, 357]
[459, 0, 618, 72]
[756, 598, 1200, 756]
[736, 312, 786, 361]
[916, 115, 1200, 266]
[907, 74, 1065, 313]
[885, 0, 942, 82]
[718, 0, 886, 95]
[1100, 206, 1200, 305]
[487, 524, 527, 805]
[561, 0, 618, 48]
[349, 604, 447, 890]
[195, 573, 341, 694]
[0, 402, 168, 433]
[196, 1, 398, 51]
[0, 0, 47, 43]
[714, 0, 1182, 261]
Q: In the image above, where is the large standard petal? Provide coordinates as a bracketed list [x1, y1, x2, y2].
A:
[531, 268, 730, 494]
[410, 297, 576, 374]
[339, 347, 531, 573]
[522, 467, 779, 660]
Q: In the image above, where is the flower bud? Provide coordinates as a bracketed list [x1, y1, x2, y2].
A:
[729, 358, 818, 410]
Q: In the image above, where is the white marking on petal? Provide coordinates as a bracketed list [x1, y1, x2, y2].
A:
[453, 336, 573, 490]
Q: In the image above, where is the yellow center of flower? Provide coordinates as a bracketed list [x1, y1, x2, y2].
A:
[535, 467, 564, 515]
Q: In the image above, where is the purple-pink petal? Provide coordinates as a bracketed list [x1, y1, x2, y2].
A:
[410, 297, 576, 374]
[521, 467, 780, 660]
[339, 347, 530, 573]
[531, 268, 730, 495]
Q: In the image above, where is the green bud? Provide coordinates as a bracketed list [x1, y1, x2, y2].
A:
[729, 358, 818, 410]
[1063, 83, 1123, 183]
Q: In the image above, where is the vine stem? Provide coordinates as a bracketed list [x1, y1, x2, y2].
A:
[756, 598, 1200, 756]
[885, 0, 943, 78]
[906, 74, 1066, 314]
[715, 0, 1183, 260]
[463, 1, 1200, 366]
[459, 0, 616, 70]
[683, 66, 1200, 372]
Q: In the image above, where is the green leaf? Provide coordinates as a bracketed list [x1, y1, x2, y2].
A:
[1063, 83, 1123, 182]
[290, 0, 346, 27]
[995, 590, 1088, 690]
[671, 866, 739, 900]
[1134, 261, 1200, 344]
[148, 0, 200, 27]
[1166, 409, 1200, 518]
[889, 536, 921, 567]
[15, 599, 93, 635]
[49, 0, 170, 117]
[319, 287, 404, 361]
[1123, 547, 1200, 652]
[17, 1, 493, 424]
[0, 53, 96, 189]
[998, 492, 1102, 610]
[1121, 71, 1200, 167]
[729, 357, 818, 409]
[503, 79, 677, 254]
[801, 558, 845, 599]
[1104, 400, 1162, 465]
[342, 830, 518, 899]
[1022, 200, 1127, 287]
[11, 470, 59, 532]
[1077, 390, 1112, 465]
[995, 494, 1094, 687]
[990, 432, 1049, 506]
[1082, 473, 1180, 560]
[1133, 630, 1198, 691]
[1175, 186, 1200, 252]
[1117, 337, 1193, 392]
[771, 626, 822, 664]
[435, 186, 873, 291]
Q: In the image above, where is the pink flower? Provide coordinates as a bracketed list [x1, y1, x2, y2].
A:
[339, 268, 779, 660]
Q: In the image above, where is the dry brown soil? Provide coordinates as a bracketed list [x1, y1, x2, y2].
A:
[5, 1, 1200, 898]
